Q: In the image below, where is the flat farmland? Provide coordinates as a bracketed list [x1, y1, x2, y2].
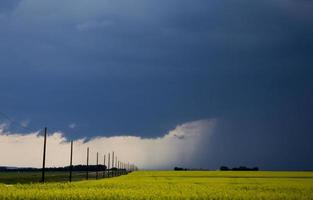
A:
[0, 171, 312, 199]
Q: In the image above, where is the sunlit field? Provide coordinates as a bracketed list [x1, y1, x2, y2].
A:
[0, 171, 313, 199]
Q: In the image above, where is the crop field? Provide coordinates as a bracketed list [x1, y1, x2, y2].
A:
[0, 171, 313, 199]
[0, 171, 118, 184]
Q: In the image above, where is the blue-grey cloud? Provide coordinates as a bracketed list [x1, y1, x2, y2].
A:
[0, 0, 21, 13]
[0, 0, 312, 170]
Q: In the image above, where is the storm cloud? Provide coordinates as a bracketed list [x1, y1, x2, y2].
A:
[0, 0, 312, 170]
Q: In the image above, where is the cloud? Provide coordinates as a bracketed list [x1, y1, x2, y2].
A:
[68, 123, 76, 129]
[2, 0, 311, 75]
[0, 119, 216, 169]
[0, 0, 21, 13]
[20, 120, 30, 128]
[0, 0, 312, 171]
[0, 123, 9, 132]
[274, 0, 313, 19]
[76, 20, 114, 31]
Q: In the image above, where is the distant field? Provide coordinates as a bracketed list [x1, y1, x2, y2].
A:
[0, 171, 313, 199]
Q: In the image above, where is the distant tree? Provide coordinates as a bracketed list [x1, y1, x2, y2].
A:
[232, 166, 259, 171]
[220, 166, 229, 171]
[174, 167, 190, 171]
[174, 167, 184, 171]
[220, 166, 259, 171]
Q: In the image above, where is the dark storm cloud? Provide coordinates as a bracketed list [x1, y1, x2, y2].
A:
[0, 0, 312, 170]
[0, 0, 21, 13]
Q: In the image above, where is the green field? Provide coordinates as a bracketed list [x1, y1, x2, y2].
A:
[0, 171, 117, 184]
[0, 171, 313, 199]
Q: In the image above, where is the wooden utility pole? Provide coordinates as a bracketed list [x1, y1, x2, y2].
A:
[41, 127, 47, 183]
[122, 162, 125, 174]
[103, 154, 106, 178]
[108, 153, 111, 177]
[86, 147, 89, 180]
[118, 161, 120, 176]
[112, 151, 114, 177]
[96, 152, 99, 179]
[69, 140, 73, 182]
[112, 152, 114, 168]
[121, 162, 122, 175]
[115, 156, 117, 176]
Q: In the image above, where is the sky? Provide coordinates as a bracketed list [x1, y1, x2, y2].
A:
[0, 0, 312, 170]
[0, 119, 215, 169]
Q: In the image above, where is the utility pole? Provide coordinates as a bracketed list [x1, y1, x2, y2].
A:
[112, 151, 114, 177]
[103, 154, 106, 178]
[117, 161, 119, 176]
[122, 162, 125, 174]
[118, 161, 120, 176]
[119, 161, 120, 175]
[69, 140, 73, 182]
[108, 153, 111, 178]
[41, 127, 47, 183]
[115, 156, 117, 176]
[96, 152, 99, 179]
[86, 147, 89, 180]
